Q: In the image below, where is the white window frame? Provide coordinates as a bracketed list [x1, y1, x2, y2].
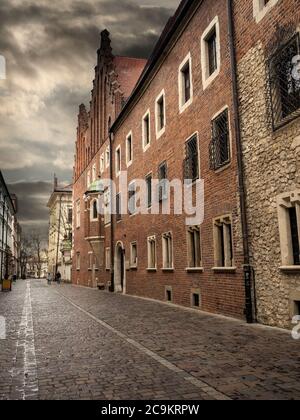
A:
[100, 154, 105, 174]
[178, 52, 193, 114]
[155, 89, 166, 139]
[105, 247, 111, 270]
[147, 235, 157, 270]
[142, 109, 151, 152]
[115, 146, 121, 177]
[213, 215, 235, 269]
[130, 242, 138, 268]
[76, 200, 81, 229]
[253, 0, 279, 23]
[162, 232, 174, 270]
[201, 16, 221, 91]
[126, 131, 133, 167]
[277, 191, 300, 269]
[106, 146, 110, 169]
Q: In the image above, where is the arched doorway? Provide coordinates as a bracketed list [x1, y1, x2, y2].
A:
[114, 242, 125, 293]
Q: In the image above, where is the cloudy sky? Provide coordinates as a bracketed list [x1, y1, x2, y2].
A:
[0, 0, 180, 239]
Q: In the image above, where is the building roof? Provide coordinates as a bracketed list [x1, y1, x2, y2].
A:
[114, 56, 147, 99]
[111, 0, 199, 132]
[0, 170, 16, 214]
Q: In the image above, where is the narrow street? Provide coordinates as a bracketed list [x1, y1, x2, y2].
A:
[0, 279, 300, 400]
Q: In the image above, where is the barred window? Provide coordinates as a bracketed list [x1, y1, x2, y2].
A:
[210, 109, 230, 171]
[183, 135, 199, 182]
[269, 34, 300, 129]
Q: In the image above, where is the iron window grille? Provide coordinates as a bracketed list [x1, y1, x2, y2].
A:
[183, 135, 199, 182]
[209, 109, 230, 171]
[268, 33, 300, 130]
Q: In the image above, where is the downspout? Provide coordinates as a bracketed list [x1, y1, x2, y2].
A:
[4, 200, 9, 277]
[0, 196, 6, 281]
[227, 0, 256, 323]
[55, 195, 62, 278]
[109, 131, 115, 292]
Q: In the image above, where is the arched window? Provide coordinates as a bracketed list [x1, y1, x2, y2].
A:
[91, 199, 98, 221]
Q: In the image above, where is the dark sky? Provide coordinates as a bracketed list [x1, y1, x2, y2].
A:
[0, 0, 180, 239]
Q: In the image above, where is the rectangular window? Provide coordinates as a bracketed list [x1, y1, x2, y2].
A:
[100, 154, 104, 174]
[214, 216, 234, 268]
[76, 200, 81, 228]
[146, 174, 152, 208]
[76, 252, 80, 270]
[128, 182, 136, 215]
[106, 146, 110, 168]
[147, 236, 157, 269]
[179, 54, 193, 112]
[115, 147, 121, 176]
[126, 133, 133, 165]
[192, 292, 201, 308]
[183, 134, 199, 181]
[105, 248, 111, 270]
[277, 192, 300, 267]
[92, 164, 97, 182]
[67, 208, 73, 224]
[116, 193, 121, 222]
[88, 252, 93, 270]
[104, 189, 111, 226]
[210, 109, 230, 170]
[142, 111, 151, 150]
[162, 232, 173, 269]
[201, 17, 220, 89]
[269, 34, 300, 130]
[187, 226, 202, 268]
[158, 162, 168, 201]
[130, 242, 138, 268]
[155, 91, 166, 137]
[166, 287, 172, 302]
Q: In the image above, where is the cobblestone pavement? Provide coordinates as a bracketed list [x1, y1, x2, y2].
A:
[0, 280, 299, 400]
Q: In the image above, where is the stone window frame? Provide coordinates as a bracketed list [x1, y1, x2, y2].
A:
[253, 0, 280, 24]
[92, 163, 97, 182]
[162, 231, 174, 271]
[277, 190, 300, 271]
[87, 170, 91, 188]
[76, 252, 80, 271]
[178, 52, 193, 114]
[130, 241, 138, 269]
[76, 199, 81, 229]
[90, 198, 98, 222]
[100, 154, 105, 174]
[212, 214, 236, 272]
[115, 145, 121, 177]
[126, 131, 133, 167]
[155, 89, 166, 139]
[201, 16, 221, 91]
[145, 172, 153, 209]
[105, 247, 111, 271]
[105, 146, 110, 169]
[147, 235, 157, 271]
[88, 251, 93, 271]
[210, 105, 233, 173]
[103, 188, 111, 226]
[116, 192, 122, 223]
[142, 109, 151, 152]
[186, 225, 203, 272]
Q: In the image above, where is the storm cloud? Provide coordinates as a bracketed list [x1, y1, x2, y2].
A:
[0, 0, 180, 234]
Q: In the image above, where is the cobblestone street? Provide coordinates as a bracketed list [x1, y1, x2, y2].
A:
[0, 279, 299, 400]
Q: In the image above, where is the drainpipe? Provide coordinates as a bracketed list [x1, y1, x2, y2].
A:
[227, 0, 256, 323]
[0, 196, 6, 281]
[55, 195, 62, 279]
[109, 131, 115, 292]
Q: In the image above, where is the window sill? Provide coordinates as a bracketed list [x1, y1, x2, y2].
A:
[212, 267, 237, 273]
[156, 127, 166, 140]
[280, 266, 300, 273]
[179, 98, 193, 115]
[130, 266, 138, 270]
[186, 267, 204, 273]
[162, 268, 174, 272]
[147, 268, 157, 272]
[213, 160, 232, 174]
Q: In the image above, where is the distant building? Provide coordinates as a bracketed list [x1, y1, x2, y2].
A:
[47, 177, 73, 282]
[0, 171, 20, 281]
